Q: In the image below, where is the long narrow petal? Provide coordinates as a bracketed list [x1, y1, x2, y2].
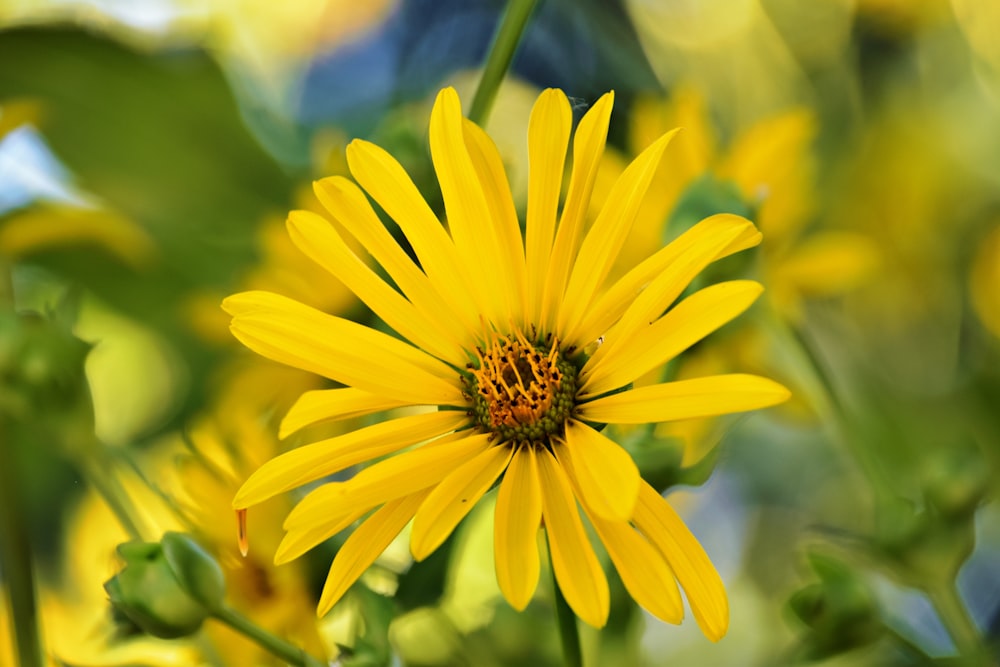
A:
[410, 444, 514, 560]
[537, 447, 609, 628]
[232, 411, 468, 509]
[279, 388, 410, 439]
[316, 489, 431, 617]
[541, 92, 614, 332]
[571, 214, 760, 349]
[336, 433, 493, 511]
[286, 209, 464, 364]
[344, 139, 479, 330]
[525, 89, 572, 325]
[579, 374, 791, 424]
[580, 281, 763, 397]
[275, 500, 369, 565]
[632, 481, 728, 641]
[462, 118, 527, 325]
[554, 421, 639, 521]
[579, 504, 683, 624]
[558, 129, 680, 338]
[313, 176, 473, 341]
[224, 291, 463, 405]
[429, 87, 510, 325]
[280, 431, 472, 529]
[494, 445, 543, 611]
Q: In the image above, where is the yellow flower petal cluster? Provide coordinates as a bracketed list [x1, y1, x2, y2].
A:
[224, 86, 790, 636]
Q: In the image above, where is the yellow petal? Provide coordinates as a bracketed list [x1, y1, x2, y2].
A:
[525, 89, 572, 325]
[572, 213, 760, 349]
[344, 138, 479, 332]
[409, 444, 514, 561]
[494, 445, 543, 611]
[317, 489, 431, 617]
[232, 410, 468, 509]
[429, 87, 510, 325]
[554, 421, 639, 521]
[558, 129, 680, 338]
[541, 92, 614, 333]
[581, 281, 763, 397]
[579, 374, 791, 424]
[286, 209, 464, 364]
[312, 175, 471, 342]
[633, 481, 728, 641]
[580, 508, 683, 624]
[462, 118, 527, 326]
[224, 291, 463, 405]
[537, 447, 609, 628]
[338, 433, 493, 512]
[275, 499, 368, 565]
[278, 387, 410, 439]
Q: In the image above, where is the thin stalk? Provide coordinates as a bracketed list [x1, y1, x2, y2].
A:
[212, 605, 326, 667]
[0, 417, 44, 667]
[82, 456, 146, 541]
[468, 0, 540, 126]
[551, 561, 582, 667]
[926, 582, 987, 664]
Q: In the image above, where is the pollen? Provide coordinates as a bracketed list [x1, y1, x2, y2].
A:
[466, 330, 578, 444]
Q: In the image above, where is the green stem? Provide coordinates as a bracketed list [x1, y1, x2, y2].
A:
[82, 456, 146, 541]
[550, 557, 583, 667]
[926, 582, 986, 664]
[212, 605, 326, 667]
[468, 0, 540, 126]
[765, 311, 890, 496]
[0, 416, 44, 667]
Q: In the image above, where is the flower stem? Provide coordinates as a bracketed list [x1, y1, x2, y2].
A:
[468, 0, 540, 127]
[82, 455, 147, 541]
[551, 561, 583, 667]
[0, 416, 44, 667]
[926, 582, 987, 664]
[212, 605, 326, 667]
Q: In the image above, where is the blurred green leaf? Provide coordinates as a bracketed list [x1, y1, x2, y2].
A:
[0, 26, 297, 428]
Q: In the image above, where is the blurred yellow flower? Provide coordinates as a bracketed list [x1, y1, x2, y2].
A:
[224, 87, 790, 635]
[599, 86, 879, 321]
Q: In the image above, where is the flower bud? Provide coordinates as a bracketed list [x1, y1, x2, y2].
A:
[922, 442, 990, 518]
[788, 552, 882, 660]
[104, 533, 226, 639]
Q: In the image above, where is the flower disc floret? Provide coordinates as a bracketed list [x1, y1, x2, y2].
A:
[466, 332, 578, 444]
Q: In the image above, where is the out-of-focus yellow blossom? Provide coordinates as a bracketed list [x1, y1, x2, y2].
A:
[624, 0, 812, 128]
[970, 223, 1000, 339]
[0, 205, 156, 269]
[598, 86, 879, 321]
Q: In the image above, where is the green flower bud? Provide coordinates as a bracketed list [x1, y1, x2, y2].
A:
[104, 533, 226, 639]
[922, 442, 990, 518]
[787, 552, 882, 660]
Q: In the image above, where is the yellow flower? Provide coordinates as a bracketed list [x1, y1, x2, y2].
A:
[224, 87, 790, 636]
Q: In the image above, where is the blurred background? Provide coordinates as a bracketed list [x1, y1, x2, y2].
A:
[1, 0, 999, 665]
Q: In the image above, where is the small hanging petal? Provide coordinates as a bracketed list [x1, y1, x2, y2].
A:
[236, 509, 248, 557]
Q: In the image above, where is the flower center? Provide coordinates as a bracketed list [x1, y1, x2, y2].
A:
[466, 331, 578, 444]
